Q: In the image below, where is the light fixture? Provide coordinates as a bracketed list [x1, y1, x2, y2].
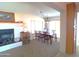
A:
[40, 11, 49, 21]
[40, 11, 44, 18]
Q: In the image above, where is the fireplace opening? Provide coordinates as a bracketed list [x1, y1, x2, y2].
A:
[0, 29, 14, 46]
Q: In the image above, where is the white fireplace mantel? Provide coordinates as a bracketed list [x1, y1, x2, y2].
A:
[0, 23, 23, 52]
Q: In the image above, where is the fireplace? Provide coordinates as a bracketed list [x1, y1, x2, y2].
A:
[0, 29, 14, 46]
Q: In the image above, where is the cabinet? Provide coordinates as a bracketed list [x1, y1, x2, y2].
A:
[20, 32, 30, 45]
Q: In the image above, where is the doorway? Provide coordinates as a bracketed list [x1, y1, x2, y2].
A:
[76, 12, 79, 54]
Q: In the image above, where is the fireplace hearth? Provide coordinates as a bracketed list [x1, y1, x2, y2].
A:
[0, 29, 14, 46]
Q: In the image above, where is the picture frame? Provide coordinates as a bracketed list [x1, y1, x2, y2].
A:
[0, 11, 15, 23]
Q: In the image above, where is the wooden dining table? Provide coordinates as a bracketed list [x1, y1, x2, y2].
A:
[41, 33, 53, 44]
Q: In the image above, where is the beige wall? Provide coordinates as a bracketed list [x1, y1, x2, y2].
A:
[48, 3, 67, 53]
[60, 10, 67, 53]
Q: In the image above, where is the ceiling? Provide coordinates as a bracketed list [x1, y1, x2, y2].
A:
[1, 2, 79, 18]
[23, 2, 60, 17]
[1, 2, 79, 21]
[0, 2, 60, 18]
[2, 2, 79, 18]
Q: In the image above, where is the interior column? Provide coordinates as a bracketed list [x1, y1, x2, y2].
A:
[66, 3, 76, 54]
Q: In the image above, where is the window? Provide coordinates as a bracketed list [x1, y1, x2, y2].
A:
[48, 21, 60, 38]
[27, 19, 45, 34]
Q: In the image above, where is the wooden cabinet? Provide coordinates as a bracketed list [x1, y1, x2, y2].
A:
[20, 32, 30, 45]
